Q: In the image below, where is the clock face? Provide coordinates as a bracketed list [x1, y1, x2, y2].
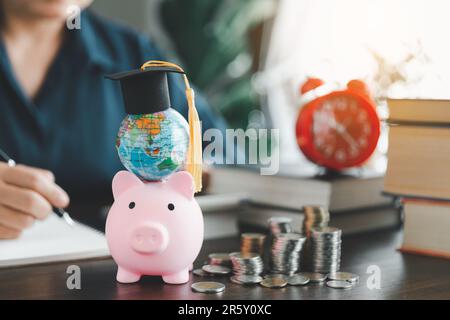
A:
[296, 90, 380, 170]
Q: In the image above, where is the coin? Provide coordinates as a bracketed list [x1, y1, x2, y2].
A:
[229, 252, 260, 259]
[241, 233, 266, 256]
[264, 274, 288, 280]
[260, 277, 288, 288]
[296, 272, 328, 283]
[230, 276, 243, 285]
[268, 217, 293, 235]
[287, 274, 310, 286]
[191, 282, 226, 293]
[270, 232, 306, 275]
[208, 253, 232, 267]
[303, 206, 330, 236]
[311, 226, 342, 274]
[235, 275, 263, 284]
[193, 268, 215, 277]
[326, 280, 354, 289]
[301, 206, 331, 271]
[328, 272, 359, 283]
[229, 252, 264, 277]
[202, 265, 232, 275]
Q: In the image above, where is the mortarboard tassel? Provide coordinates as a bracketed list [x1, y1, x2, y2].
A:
[140, 61, 203, 193]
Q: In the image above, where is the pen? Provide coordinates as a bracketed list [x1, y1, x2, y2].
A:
[0, 148, 75, 227]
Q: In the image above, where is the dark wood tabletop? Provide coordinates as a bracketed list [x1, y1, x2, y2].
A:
[1, 221, 450, 300]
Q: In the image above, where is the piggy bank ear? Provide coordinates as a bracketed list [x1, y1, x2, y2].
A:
[166, 171, 194, 199]
[112, 171, 143, 199]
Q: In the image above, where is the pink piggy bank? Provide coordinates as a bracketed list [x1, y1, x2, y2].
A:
[105, 170, 204, 284]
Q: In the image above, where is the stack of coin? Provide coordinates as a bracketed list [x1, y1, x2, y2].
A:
[208, 253, 232, 268]
[301, 206, 330, 270]
[268, 217, 292, 235]
[270, 233, 306, 275]
[302, 206, 330, 237]
[311, 227, 342, 274]
[229, 252, 264, 284]
[240, 233, 266, 256]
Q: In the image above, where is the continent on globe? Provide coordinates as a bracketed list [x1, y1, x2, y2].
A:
[116, 109, 189, 181]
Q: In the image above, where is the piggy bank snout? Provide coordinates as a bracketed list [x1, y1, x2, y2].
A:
[130, 222, 169, 254]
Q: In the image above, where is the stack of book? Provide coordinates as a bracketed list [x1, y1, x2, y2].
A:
[385, 99, 450, 258]
[209, 161, 400, 236]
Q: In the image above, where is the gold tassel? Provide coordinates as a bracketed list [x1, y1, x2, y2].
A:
[140, 60, 203, 193]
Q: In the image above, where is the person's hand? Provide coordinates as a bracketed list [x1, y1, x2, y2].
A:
[0, 163, 69, 239]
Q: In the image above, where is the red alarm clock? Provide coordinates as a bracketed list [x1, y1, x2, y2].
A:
[296, 79, 380, 171]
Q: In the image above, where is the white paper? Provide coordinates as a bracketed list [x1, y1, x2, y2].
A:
[0, 215, 110, 268]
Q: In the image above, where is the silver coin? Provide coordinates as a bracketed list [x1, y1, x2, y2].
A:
[287, 274, 310, 286]
[328, 272, 359, 283]
[296, 272, 328, 283]
[236, 275, 263, 284]
[268, 217, 292, 224]
[209, 253, 231, 260]
[193, 268, 215, 277]
[275, 232, 306, 241]
[311, 226, 342, 274]
[260, 277, 288, 288]
[230, 276, 243, 285]
[313, 260, 341, 265]
[264, 273, 287, 278]
[270, 232, 305, 274]
[191, 282, 226, 293]
[311, 226, 341, 234]
[326, 280, 354, 289]
[202, 264, 232, 275]
[229, 252, 260, 260]
[314, 268, 339, 273]
[268, 217, 293, 234]
[208, 253, 233, 267]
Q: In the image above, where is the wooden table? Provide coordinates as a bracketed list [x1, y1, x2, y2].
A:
[1, 223, 450, 300]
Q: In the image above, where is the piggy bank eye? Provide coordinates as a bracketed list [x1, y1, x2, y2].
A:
[167, 203, 175, 211]
[129, 202, 135, 209]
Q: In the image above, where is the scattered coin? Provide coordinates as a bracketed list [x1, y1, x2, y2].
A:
[191, 282, 226, 293]
[328, 272, 359, 283]
[326, 280, 354, 290]
[202, 264, 232, 275]
[193, 268, 215, 277]
[287, 274, 310, 286]
[296, 272, 328, 283]
[260, 277, 288, 289]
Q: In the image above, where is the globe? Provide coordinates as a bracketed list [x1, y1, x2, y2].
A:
[116, 109, 189, 181]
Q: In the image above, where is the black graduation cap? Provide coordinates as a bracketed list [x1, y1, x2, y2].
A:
[106, 66, 185, 115]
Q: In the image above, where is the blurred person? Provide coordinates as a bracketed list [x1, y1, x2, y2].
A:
[0, 0, 227, 239]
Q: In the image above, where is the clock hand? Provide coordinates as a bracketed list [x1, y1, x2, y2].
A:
[335, 123, 359, 150]
[327, 115, 338, 130]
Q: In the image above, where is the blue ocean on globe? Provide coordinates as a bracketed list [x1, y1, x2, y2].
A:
[116, 109, 189, 181]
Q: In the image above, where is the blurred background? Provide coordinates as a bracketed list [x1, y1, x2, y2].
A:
[92, 0, 450, 165]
